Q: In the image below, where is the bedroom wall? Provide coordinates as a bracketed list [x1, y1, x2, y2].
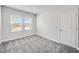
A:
[36, 12, 59, 43]
[2, 6, 36, 42]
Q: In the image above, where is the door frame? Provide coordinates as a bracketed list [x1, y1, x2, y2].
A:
[58, 10, 78, 49]
[0, 5, 2, 44]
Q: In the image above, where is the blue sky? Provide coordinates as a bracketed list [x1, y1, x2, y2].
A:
[16, 17, 32, 23]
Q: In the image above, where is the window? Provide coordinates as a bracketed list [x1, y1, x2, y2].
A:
[11, 16, 23, 32]
[24, 17, 32, 30]
[11, 15, 32, 32]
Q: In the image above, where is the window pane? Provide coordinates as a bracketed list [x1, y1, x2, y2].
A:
[11, 16, 23, 32]
[24, 17, 32, 30]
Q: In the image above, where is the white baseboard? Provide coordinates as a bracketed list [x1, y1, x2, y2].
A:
[2, 34, 35, 43]
[35, 33, 60, 44]
[35, 33, 78, 50]
[2, 33, 78, 50]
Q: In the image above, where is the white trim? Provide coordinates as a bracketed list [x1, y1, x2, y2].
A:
[0, 6, 2, 44]
[76, 9, 79, 50]
[35, 33, 60, 44]
[0, 41, 1, 44]
[2, 34, 34, 43]
[36, 33, 79, 50]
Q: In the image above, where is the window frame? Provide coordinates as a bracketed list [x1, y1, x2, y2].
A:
[10, 15, 33, 33]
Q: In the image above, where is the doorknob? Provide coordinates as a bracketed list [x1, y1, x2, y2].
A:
[59, 29, 63, 31]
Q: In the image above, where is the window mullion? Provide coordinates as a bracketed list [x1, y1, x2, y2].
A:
[22, 17, 24, 31]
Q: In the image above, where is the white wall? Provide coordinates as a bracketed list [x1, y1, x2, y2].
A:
[2, 6, 36, 42]
[36, 12, 59, 42]
[0, 5, 1, 43]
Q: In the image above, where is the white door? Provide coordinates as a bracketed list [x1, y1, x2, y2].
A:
[59, 11, 77, 48]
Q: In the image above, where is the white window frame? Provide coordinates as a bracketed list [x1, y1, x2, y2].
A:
[10, 15, 32, 32]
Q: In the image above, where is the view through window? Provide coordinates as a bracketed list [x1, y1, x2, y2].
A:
[11, 15, 32, 32]
[11, 16, 23, 32]
[24, 17, 32, 30]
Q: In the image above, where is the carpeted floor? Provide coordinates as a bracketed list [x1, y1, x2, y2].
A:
[0, 35, 79, 53]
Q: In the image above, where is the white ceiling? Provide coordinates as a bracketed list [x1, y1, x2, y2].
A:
[5, 5, 79, 14]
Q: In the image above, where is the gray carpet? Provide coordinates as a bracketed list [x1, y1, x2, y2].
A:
[0, 35, 79, 53]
